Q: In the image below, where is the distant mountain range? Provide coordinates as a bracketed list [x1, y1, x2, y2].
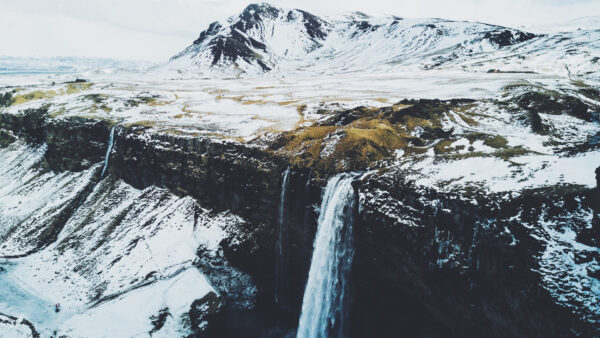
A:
[169, 3, 599, 78]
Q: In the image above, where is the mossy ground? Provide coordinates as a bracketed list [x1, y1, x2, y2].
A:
[8, 82, 94, 106]
[271, 99, 534, 177]
[11, 90, 60, 105]
[466, 133, 509, 149]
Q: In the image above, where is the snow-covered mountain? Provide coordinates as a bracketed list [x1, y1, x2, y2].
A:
[169, 3, 599, 78]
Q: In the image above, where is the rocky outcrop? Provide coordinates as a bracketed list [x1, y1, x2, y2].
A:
[483, 29, 538, 48]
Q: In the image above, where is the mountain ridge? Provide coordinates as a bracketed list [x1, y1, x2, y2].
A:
[170, 3, 543, 75]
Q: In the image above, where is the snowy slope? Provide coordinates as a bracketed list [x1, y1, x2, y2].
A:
[0, 141, 256, 337]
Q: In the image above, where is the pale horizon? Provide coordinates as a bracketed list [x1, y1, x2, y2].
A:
[0, 0, 599, 61]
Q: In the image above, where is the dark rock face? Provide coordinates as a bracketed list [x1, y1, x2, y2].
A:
[174, 3, 281, 70]
[354, 171, 598, 337]
[205, 28, 270, 70]
[111, 130, 325, 318]
[193, 22, 223, 45]
[189, 291, 224, 334]
[0, 108, 110, 171]
[508, 90, 599, 137]
[234, 3, 281, 32]
[44, 117, 113, 172]
[484, 29, 538, 47]
[196, 4, 328, 70]
[112, 128, 285, 225]
[108, 128, 292, 293]
[296, 10, 328, 40]
[275, 168, 320, 312]
[149, 308, 172, 335]
[0, 108, 47, 143]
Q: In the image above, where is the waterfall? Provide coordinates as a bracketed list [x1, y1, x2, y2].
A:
[297, 173, 356, 338]
[100, 125, 116, 178]
[275, 167, 291, 305]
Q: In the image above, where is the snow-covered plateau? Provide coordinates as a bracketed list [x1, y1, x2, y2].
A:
[0, 3, 599, 338]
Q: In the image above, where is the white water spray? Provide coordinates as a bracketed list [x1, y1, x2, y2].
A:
[100, 125, 116, 178]
[297, 173, 356, 338]
[275, 167, 291, 305]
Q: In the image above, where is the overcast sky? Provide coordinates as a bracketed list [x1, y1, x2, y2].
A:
[0, 0, 598, 62]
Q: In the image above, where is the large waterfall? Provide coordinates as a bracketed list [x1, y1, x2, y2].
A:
[297, 174, 356, 338]
[275, 167, 291, 305]
[100, 125, 116, 177]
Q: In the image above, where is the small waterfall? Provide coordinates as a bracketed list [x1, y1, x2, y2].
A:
[275, 167, 291, 305]
[297, 174, 356, 338]
[100, 125, 116, 178]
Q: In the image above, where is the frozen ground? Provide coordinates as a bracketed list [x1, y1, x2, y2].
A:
[1, 66, 595, 142]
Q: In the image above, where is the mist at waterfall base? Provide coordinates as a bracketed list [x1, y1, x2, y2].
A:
[297, 174, 356, 338]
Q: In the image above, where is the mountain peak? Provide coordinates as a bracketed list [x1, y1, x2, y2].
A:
[235, 3, 282, 31]
[241, 3, 280, 16]
[170, 5, 545, 76]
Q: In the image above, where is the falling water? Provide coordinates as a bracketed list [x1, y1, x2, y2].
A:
[297, 173, 356, 338]
[100, 125, 116, 178]
[275, 167, 291, 305]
